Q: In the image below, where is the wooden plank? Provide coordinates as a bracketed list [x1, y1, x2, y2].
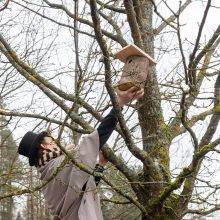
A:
[114, 44, 157, 66]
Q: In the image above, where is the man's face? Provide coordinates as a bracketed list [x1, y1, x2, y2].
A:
[40, 136, 58, 150]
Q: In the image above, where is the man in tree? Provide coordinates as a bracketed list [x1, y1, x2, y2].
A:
[18, 87, 144, 220]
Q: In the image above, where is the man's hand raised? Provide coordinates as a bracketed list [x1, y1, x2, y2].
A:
[98, 151, 108, 166]
[116, 86, 144, 107]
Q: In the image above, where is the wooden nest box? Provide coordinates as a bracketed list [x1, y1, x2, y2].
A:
[114, 44, 156, 91]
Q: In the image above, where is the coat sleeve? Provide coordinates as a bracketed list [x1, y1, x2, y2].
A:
[97, 108, 118, 150]
[76, 130, 100, 169]
[68, 108, 118, 170]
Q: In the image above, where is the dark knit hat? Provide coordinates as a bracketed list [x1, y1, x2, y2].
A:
[18, 131, 49, 166]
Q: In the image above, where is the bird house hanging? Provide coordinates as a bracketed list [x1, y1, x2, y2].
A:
[114, 44, 156, 91]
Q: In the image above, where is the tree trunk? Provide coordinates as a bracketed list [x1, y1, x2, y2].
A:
[137, 0, 170, 208]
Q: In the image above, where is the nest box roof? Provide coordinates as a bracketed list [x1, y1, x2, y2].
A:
[114, 44, 157, 66]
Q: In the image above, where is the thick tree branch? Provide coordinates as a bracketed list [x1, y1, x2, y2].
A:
[192, 25, 220, 72]
[132, 0, 144, 35]
[170, 38, 220, 142]
[103, 146, 136, 182]
[57, 141, 148, 214]
[42, 0, 127, 46]
[89, 0, 160, 182]
[188, 0, 211, 86]
[0, 108, 89, 134]
[11, 0, 95, 38]
[0, 155, 69, 200]
[84, 0, 127, 46]
[154, 0, 192, 35]
[151, 0, 178, 33]
[151, 131, 220, 210]
[0, 0, 9, 12]
[187, 206, 220, 217]
[96, 0, 126, 14]
[180, 91, 198, 150]
[98, 10, 127, 47]
[199, 73, 220, 147]
[102, 198, 131, 204]
[123, 0, 143, 47]
[0, 36, 93, 131]
[1, 143, 145, 213]
[0, 31, 108, 126]
[175, 73, 220, 215]
[171, 108, 217, 139]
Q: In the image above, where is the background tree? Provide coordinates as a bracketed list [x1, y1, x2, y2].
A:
[15, 211, 23, 220]
[0, 0, 220, 219]
[0, 99, 21, 220]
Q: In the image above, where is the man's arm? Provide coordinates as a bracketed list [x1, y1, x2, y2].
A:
[97, 108, 118, 150]
[93, 87, 144, 187]
[97, 87, 145, 150]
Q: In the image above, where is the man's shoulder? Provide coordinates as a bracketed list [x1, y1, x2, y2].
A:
[37, 154, 66, 175]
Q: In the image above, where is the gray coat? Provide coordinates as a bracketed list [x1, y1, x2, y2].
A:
[37, 130, 104, 220]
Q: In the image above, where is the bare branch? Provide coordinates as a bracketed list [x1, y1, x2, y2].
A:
[150, 0, 178, 33]
[11, 0, 95, 38]
[96, 0, 126, 14]
[187, 205, 220, 216]
[0, 0, 10, 12]
[42, 0, 126, 46]
[199, 72, 220, 147]
[0, 108, 89, 134]
[180, 91, 198, 150]
[0, 35, 92, 131]
[98, 9, 127, 47]
[188, 0, 212, 86]
[176, 5, 189, 85]
[193, 25, 220, 71]
[170, 37, 220, 141]
[154, 0, 192, 35]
